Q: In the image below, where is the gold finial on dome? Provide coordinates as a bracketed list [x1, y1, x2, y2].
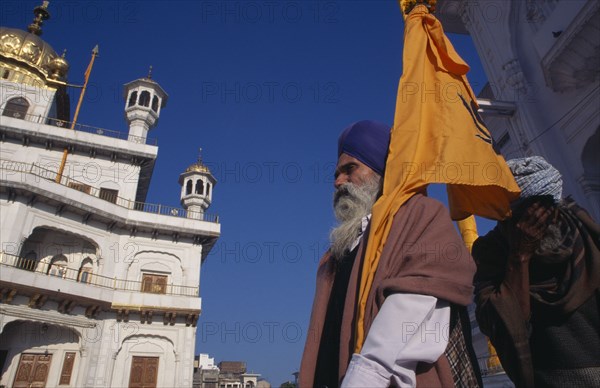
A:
[147, 65, 153, 79]
[48, 48, 69, 80]
[28, 1, 51, 36]
[197, 147, 203, 164]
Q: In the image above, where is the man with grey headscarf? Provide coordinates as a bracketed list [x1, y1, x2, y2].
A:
[473, 156, 600, 388]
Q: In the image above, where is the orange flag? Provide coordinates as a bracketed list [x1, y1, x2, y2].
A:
[354, 3, 521, 351]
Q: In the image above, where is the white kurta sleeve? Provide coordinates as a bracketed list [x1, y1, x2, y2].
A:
[341, 293, 450, 388]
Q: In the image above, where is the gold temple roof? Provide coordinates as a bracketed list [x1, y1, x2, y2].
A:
[185, 162, 211, 174]
[0, 2, 69, 82]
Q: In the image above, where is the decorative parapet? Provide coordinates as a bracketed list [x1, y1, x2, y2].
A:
[0, 108, 157, 145]
[0, 159, 219, 223]
[0, 252, 199, 297]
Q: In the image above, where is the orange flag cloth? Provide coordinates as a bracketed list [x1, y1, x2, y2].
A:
[354, 4, 521, 351]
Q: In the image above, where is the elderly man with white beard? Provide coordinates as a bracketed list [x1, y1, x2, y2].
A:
[299, 120, 481, 388]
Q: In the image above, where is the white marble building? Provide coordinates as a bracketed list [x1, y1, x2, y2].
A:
[0, 3, 220, 387]
[439, 0, 599, 221]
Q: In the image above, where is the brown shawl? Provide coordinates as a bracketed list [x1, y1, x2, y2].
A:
[473, 199, 600, 387]
[299, 194, 477, 387]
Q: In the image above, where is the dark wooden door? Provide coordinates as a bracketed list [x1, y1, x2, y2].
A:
[128, 356, 159, 388]
[13, 353, 52, 388]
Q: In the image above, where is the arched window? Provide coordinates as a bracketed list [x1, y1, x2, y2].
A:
[139, 91, 150, 107]
[78, 257, 94, 283]
[128, 91, 138, 107]
[151, 95, 159, 112]
[186, 180, 193, 195]
[2, 97, 30, 119]
[206, 182, 211, 196]
[48, 254, 68, 278]
[195, 179, 204, 195]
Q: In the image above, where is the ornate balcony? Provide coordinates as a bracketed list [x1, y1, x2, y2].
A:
[0, 159, 219, 223]
[1, 108, 157, 145]
[0, 252, 198, 297]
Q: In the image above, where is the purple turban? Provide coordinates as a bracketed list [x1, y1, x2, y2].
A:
[338, 120, 391, 176]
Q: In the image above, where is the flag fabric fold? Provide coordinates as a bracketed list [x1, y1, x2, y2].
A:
[354, 4, 521, 352]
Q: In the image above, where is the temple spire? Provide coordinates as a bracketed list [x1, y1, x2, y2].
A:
[27, 1, 51, 36]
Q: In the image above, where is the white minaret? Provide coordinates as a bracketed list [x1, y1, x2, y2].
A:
[179, 149, 216, 219]
[123, 67, 168, 143]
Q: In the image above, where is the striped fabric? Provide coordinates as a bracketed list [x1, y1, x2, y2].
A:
[507, 156, 563, 203]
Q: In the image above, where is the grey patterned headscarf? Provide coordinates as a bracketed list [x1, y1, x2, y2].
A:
[507, 156, 563, 203]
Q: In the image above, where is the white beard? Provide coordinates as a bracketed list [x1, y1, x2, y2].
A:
[329, 175, 382, 260]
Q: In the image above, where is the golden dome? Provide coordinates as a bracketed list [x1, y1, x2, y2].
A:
[183, 149, 212, 175]
[185, 162, 211, 174]
[178, 158, 214, 186]
[0, 26, 65, 81]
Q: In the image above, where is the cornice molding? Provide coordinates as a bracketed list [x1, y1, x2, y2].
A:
[0, 303, 97, 328]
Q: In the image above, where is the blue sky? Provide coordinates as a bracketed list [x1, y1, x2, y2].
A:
[3, 1, 497, 385]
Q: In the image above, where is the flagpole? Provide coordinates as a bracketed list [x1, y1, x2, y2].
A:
[457, 215, 478, 252]
[456, 216, 503, 371]
[55, 45, 99, 184]
[71, 45, 98, 129]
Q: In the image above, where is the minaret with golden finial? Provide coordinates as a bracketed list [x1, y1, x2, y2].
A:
[123, 67, 168, 143]
[179, 148, 216, 219]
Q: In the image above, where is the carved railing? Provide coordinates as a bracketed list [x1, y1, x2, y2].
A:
[0, 159, 219, 223]
[1, 108, 157, 145]
[0, 252, 199, 297]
